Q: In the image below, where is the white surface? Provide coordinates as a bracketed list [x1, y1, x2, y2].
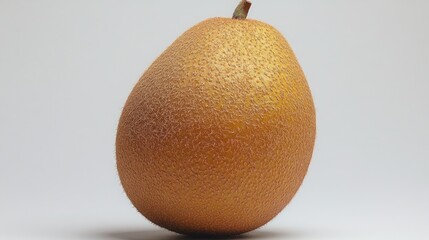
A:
[1, 0, 429, 239]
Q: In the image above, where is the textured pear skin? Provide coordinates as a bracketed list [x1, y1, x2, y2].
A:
[116, 17, 316, 236]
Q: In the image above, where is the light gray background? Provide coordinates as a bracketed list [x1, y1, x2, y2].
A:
[1, 0, 428, 239]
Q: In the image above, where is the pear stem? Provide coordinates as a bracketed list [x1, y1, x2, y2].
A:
[232, 0, 252, 20]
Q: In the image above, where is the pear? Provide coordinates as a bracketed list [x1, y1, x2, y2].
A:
[116, 0, 316, 236]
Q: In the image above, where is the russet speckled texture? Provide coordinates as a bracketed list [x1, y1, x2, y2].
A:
[116, 17, 316, 236]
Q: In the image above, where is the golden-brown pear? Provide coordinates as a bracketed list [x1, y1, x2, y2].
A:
[116, 0, 316, 236]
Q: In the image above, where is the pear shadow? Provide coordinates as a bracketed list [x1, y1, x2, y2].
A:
[86, 228, 317, 240]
